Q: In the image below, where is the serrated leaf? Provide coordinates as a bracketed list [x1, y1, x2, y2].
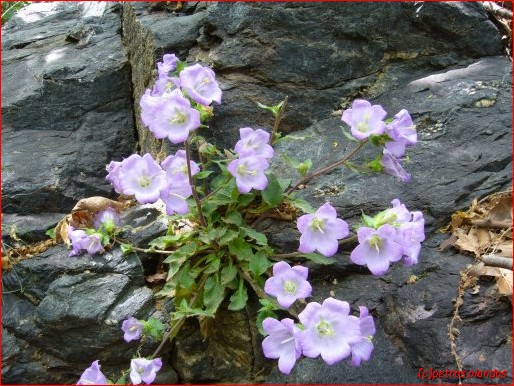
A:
[241, 227, 268, 246]
[144, 317, 165, 341]
[228, 278, 248, 311]
[228, 237, 254, 261]
[149, 234, 186, 250]
[221, 263, 237, 285]
[203, 254, 221, 274]
[155, 281, 177, 298]
[238, 193, 256, 207]
[120, 243, 134, 255]
[223, 210, 243, 226]
[249, 250, 271, 277]
[262, 173, 284, 207]
[195, 170, 214, 180]
[203, 275, 226, 312]
[298, 252, 335, 265]
[219, 229, 239, 246]
[163, 243, 198, 263]
[287, 197, 314, 214]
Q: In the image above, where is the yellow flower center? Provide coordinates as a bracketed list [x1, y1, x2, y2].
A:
[284, 280, 297, 294]
[138, 175, 151, 188]
[316, 320, 334, 336]
[310, 217, 325, 233]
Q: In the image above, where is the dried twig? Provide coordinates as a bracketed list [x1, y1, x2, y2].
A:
[482, 254, 513, 270]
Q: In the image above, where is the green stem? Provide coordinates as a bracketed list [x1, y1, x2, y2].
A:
[113, 237, 173, 255]
[269, 96, 288, 146]
[185, 140, 207, 227]
[285, 139, 367, 195]
[150, 273, 209, 359]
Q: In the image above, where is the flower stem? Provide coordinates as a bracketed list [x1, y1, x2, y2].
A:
[285, 139, 367, 195]
[269, 96, 288, 146]
[150, 273, 209, 359]
[185, 140, 207, 227]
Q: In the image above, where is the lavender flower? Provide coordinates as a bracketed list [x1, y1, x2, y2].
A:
[297, 203, 349, 257]
[234, 127, 274, 159]
[179, 63, 222, 106]
[161, 149, 200, 183]
[68, 227, 89, 257]
[342, 99, 387, 141]
[160, 182, 192, 215]
[350, 224, 403, 276]
[298, 298, 361, 365]
[146, 92, 201, 144]
[261, 318, 302, 375]
[349, 306, 375, 366]
[106, 160, 122, 193]
[264, 262, 312, 308]
[130, 358, 162, 385]
[157, 53, 179, 77]
[77, 360, 108, 385]
[82, 234, 104, 255]
[380, 149, 411, 182]
[122, 316, 144, 343]
[151, 76, 181, 97]
[118, 154, 168, 204]
[386, 109, 417, 146]
[395, 211, 425, 267]
[227, 156, 269, 193]
[94, 207, 121, 233]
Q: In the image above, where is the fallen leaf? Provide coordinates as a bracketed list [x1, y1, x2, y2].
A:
[496, 268, 513, 296]
[146, 272, 167, 283]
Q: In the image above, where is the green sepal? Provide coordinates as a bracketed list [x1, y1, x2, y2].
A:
[120, 243, 134, 255]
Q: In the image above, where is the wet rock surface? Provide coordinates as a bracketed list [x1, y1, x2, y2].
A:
[2, 1, 511, 384]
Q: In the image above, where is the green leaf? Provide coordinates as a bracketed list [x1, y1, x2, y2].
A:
[281, 153, 302, 169]
[369, 133, 390, 147]
[228, 237, 254, 261]
[120, 243, 134, 255]
[195, 170, 214, 180]
[361, 211, 376, 227]
[262, 173, 284, 207]
[156, 281, 177, 298]
[298, 252, 335, 265]
[249, 250, 271, 277]
[203, 254, 221, 274]
[297, 159, 312, 177]
[198, 227, 227, 244]
[218, 229, 239, 246]
[367, 154, 383, 172]
[287, 197, 314, 214]
[166, 255, 188, 281]
[241, 227, 268, 246]
[144, 317, 165, 341]
[114, 375, 127, 385]
[176, 263, 201, 289]
[45, 227, 56, 240]
[238, 193, 256, 207]
[256, 101, 283, 118]
[149, 234, 187, 250]
[221, 263, 237, 285]
[228, 278, 248, 311]
[203, 274, 226, 312]
[223, 210, 243, 226]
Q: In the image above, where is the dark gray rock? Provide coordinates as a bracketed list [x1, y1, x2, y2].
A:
[1, 212, 65, 244]
[1, 2, 136, 214]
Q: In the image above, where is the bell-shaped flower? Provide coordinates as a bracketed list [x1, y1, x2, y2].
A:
[380, 149, 411, 182]
[118, 154, 168, 204]
[160, 182, 192, 215]
[157, 53, 179, 77]
[297, 203, 349, 257]
[227, 156, 269, 193]
[396, 211, 425, 266]
[77, 360, 108, 385]
[130, 358, 162, 385]
[82, 234, 104, 255]
[121, 316, 144, 343]
[349, 306, 376, 367]
[68, 227, 89, 257]
[298, 298, 361, 365]
[261, 317, 302, 375]
[179, 63, 222, 106]
[161, 149, 200, 183]
[350, 224, 403, 276]
[106, 160, 122, 193]
[342, 99, 387, 141]
[234, 127, 274, 159]
[264, 262, 312, 308]
[147, 92, 201, 144]
[94, 207, 121, 233]
[386, 109, 417, 146]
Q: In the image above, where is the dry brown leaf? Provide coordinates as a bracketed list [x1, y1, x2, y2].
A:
[495, 241, 513, 258]
[482, 191, 512, 222]
[199, 316, 215, 341]
[439, 234, 457, 251]
[496, 268, 513, 296]
[146, 272, 167, 283]
[469, 262, 503, 278]
[454, 229, 480, 257]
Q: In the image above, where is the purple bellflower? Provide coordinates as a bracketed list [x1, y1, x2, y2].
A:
[298, 298, 361, 365]
[396, 211, 425, 266]
[297, 203, 349, 257]
[77, 360, 108, 385]
[227, 156, 269, 193]
[264, 261, 312, 308]
[117, 154, 168, 204]
[349, 306, 376, 366]
[146, 91, 201, 144]
[342, 99, 387, 141]
[68, 228, 104, 257]
[94, 207, 121, 233]
[380, 149, 411, 182]
[179, 63, 222, 106]
[106, 160, 122, 193]
[161, 149, 200, 182]
[130, 358, 162, 385]
[350, 224, 403, 276]
[261, 317, 302, 375]
[234, 127, 274, 159]
[160, 182, 192, 215]
[157, 53, 178, 77]
[121, 316, 144, 343]
[386, 109, 417, 146]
